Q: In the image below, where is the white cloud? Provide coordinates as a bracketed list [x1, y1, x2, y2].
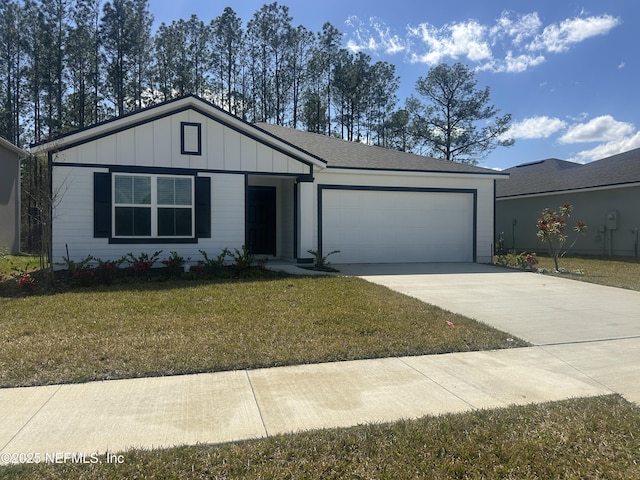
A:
[560, 115, 635, 144]
[618, 61, 625, 69]
[570, 131, 640, 163]
[347, 11, 621, 74]
[345, 16, 406, 55]
[491, 11, 542, 46]
[408, 20, 491, 65]
[506, 116, 567, 139]
[527, 15, 621, 53]
[481, 51, 546, 73]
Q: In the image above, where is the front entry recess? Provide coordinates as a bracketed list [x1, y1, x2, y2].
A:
[247, 186, 276, 255]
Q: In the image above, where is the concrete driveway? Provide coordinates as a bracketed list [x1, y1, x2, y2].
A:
[336, 262, 640, 403]
[336, 263, 640, 345]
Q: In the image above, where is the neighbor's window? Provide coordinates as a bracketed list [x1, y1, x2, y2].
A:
[113, 174, 194, 238]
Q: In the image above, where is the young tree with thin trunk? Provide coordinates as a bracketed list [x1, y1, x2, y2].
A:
[536, 203, 588, 272]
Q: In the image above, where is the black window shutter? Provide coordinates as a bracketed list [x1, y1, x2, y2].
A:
[94, 172, 111, 238]
[195, 176, 211, 238]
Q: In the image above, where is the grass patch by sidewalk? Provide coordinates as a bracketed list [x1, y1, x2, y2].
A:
[3, 395, 639, 479]
[0, 275, 526, 388]
[535, 255, 640, 291]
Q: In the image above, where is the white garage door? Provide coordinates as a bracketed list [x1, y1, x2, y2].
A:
[322, 188, 474, 263]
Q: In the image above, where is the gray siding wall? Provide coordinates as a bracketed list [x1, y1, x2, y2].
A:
[496, 185, 640, 257]
[0, 148, 20, 253]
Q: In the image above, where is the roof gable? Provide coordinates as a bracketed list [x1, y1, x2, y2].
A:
[30, 96, 326, 169]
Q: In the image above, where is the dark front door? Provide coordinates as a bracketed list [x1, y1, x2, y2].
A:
[247, 186, 276, 255]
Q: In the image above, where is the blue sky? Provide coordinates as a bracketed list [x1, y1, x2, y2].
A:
[149, 1, 637, 170]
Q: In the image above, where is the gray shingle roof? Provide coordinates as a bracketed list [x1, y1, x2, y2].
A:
[496, 148, 640, 198]
[256, 123, 505, 175]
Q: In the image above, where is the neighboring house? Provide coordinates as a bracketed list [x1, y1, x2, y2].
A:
[30, 95, 506, 267]
[0, 137, 27, 254]
[496, 148, 640, 257]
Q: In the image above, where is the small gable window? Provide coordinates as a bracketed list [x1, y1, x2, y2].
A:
[181, 122, 202, 155]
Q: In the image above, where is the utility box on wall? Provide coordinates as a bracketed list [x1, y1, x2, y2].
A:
[606, 211, 618, 230]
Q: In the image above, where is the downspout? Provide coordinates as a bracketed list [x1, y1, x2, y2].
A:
[492, 180, 496, 262]
[47, 151, 54, 276]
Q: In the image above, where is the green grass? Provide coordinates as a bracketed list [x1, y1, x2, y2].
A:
[3, 395, 639, 479]
[535, 255, 640, 291]
[2, 256, 638, 477]
[0, 274, 526, 388]
[0, 255, 41, 278]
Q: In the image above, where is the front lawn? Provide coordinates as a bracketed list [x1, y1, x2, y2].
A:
[535, 255, 640, 291]
[0, 274, 526, 388]
[3, 395, 639, 479]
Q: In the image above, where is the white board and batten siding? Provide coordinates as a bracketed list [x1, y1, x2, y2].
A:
[49, 106, 312, 266]
[53, 109, 308, 175]
[315, 169, 496, 264]
[52, 168, 246, 265]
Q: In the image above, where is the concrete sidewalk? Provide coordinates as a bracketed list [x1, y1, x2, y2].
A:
[0, 346, 615, 462]
[1, 262, 639, 462]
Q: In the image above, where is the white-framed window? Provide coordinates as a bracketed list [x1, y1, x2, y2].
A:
[113, 173, 194, 238]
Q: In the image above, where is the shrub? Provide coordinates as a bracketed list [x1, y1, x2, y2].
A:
[194, 248, 231, 275]
[17, 272, 36, 292]
[57, 253, 97, 286]
[161, 251, 190, 278]
[231, 245, 254, 273]
[307, 249, 340, 269]
[494, 251, 538, 270]
[495, 232, 506, 255]
[95, 257, 126, 285]
[124, 251, 162, 276]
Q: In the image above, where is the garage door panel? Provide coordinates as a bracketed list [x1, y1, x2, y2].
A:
[322, 189, 474, 263]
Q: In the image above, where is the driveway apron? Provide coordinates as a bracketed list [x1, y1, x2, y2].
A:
[336, 263, 640, 345]
[336, 262, 640, 404]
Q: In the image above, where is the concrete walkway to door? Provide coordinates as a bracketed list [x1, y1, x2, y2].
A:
[336, 262, 640, 403]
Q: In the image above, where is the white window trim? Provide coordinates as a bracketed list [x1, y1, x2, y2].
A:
[112, 173, 195, 239]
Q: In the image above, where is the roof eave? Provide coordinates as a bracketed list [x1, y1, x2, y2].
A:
[0, 137, 28, 158]
[497, 180, 640, 199]
[325, 165, 509, 179]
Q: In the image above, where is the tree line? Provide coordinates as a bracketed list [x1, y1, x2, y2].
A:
[1, 0, 512, 163]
